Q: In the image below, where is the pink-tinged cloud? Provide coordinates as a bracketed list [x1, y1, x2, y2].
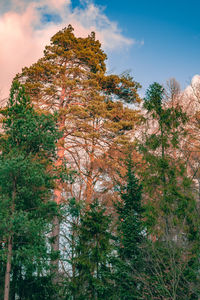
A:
[181, 75, 200, 114]
[0, 0, 137, 99]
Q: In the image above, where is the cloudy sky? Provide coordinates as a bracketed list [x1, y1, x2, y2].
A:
[0, 0, 200, 98]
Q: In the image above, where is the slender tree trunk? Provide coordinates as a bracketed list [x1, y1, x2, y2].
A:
[4, 181, 16, 300]
[4, 236, 12, 300]
[85, 141, 95, 205]
[51, 88, 66, 280]
[51, 216, 60, 272]
[85, 174, 93, 204]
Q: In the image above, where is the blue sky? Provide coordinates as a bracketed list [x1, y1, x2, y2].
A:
[72, 0, 200, 92]
[0, 0, 199, 97]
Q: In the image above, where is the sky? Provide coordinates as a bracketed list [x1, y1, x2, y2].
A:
[0, 0, 200, 98]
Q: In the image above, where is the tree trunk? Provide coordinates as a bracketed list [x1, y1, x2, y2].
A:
[51, 140, 64, 282]
[4, 236, 12, 300]
[4, 181, 16, 300]
[85, 142, 95, 205]
[51, 218, 60, 288]
[51, 88, 66, 280]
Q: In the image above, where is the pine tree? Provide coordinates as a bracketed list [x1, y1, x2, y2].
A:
[16, 25, 140, 205]
[0, 81, 61, 300]
[16, 24, 141, 274]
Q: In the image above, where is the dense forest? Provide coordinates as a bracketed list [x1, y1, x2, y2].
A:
[0, 25, 200, 300]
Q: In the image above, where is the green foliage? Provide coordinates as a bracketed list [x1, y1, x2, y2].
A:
[1, 26, 199, 299]
[63, 199, 113, 300]
[138, 82, 200, 299]
[113, 154, 145, 300]
[140, 82, 196, 236]
[144, 82, 164, 113]
[17, 25, 140, 107]
[0, 81, 61, 299]
[1, 81, 60, 155]
[115, 154, 143, 260]
[16, 25, 141, 206]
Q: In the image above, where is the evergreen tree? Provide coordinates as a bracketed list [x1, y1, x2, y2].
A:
[113, 153, 144, 300]
[68, 199, 113, 300]
[59, 197, 83, 299]
[16, 24, 141, 275]
[0, 81, 61, 300]
[140, 82, 197, 240]
[138, 82, 200, 299]
[16, 25, 140, 205]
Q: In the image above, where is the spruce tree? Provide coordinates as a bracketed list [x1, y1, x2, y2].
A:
[140, 82, 197, 241]
[138, 82, 200, 299]
[113, 153, 144, 300]
[70, 199, 113, 300]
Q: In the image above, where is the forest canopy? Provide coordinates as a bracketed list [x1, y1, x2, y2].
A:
[1, 25, 200, 300]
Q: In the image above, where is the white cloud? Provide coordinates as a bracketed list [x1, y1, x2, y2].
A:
[184, 75, 200, 96]
[181, 74, 200, 114]
[0, 0, 138, 98]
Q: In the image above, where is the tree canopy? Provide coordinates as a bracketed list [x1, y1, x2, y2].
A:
[1, 26, 200, 300]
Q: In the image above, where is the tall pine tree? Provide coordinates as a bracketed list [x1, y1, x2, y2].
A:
[16, 24, 141, 274]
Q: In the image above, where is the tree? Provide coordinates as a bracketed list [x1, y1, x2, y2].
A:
[58, 197, 83, 299]
[0, 81, 61, 300]
[176, 77, 200, 202]
[112, 152, 145, 299]
[16, 25, 140, 205]
[139, 239, 200, 299]
[65, 199, 113, 300]
[138, 82, 200, 299]
[16, 25, 141, 273]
